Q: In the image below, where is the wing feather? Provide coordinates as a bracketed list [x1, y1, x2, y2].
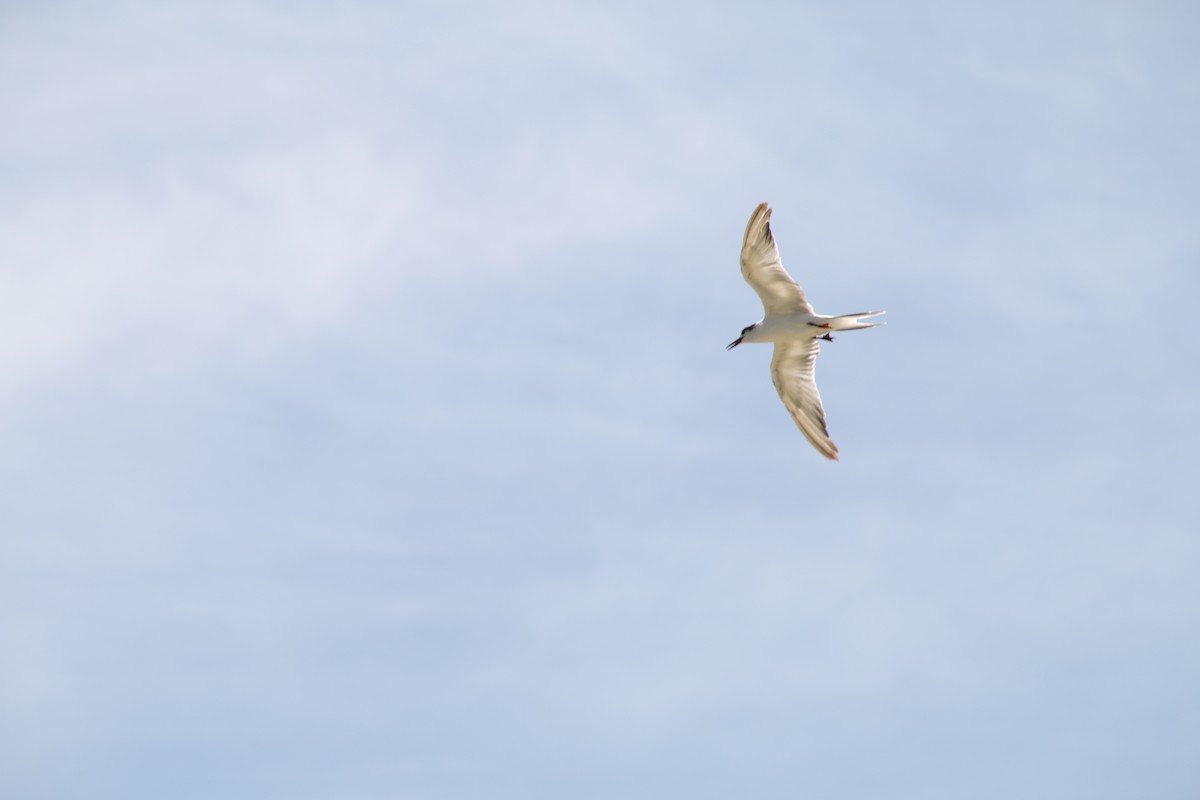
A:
[770, 339, 839, 460]
[740, 203, 814, 316]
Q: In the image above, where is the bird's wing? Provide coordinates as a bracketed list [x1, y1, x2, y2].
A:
[770, 339, 839, 460]
[740, 202, 814, 316]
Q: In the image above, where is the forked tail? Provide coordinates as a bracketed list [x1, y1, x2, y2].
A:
[825, 311, 886, 331]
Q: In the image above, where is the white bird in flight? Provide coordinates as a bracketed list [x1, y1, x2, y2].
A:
[727, 203, 883, 460]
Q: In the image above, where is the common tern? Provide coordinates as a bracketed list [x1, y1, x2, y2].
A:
[727, 203, 883, 460]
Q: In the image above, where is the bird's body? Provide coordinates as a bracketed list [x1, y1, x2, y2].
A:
[727, 202, 883, 460]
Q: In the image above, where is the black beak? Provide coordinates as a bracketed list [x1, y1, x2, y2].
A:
[726, 337, 743, 351]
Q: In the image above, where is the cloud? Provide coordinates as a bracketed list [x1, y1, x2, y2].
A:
[0, 0, 774, 404]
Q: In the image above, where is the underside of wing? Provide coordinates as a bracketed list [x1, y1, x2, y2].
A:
[740, 203, 814, 316]
[770, 339, 839, 460]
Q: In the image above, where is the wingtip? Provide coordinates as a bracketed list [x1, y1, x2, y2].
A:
[743, 202, 774, 248]
[791, 412, 840, 461]
[809, 442, 840, 461]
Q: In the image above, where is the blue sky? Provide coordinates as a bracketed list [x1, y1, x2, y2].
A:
[3, 1, 1199, 798]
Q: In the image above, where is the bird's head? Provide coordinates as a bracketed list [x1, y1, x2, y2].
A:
[727, 323, 758, 350]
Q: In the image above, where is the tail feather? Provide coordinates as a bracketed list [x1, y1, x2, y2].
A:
[826, 311, 885, 331]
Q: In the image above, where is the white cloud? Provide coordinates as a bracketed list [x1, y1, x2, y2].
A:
[0, 0, 773, 401]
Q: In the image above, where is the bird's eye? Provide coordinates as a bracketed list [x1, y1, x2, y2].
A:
[741, 325, 754, 335]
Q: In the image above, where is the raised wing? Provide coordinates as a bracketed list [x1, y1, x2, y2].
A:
[740, 202, 814, 316]
[770, 339, 839, 460]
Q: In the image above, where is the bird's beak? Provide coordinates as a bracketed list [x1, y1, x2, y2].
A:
[726, 337, 743, 351]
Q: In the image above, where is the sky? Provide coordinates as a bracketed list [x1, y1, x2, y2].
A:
[2, 1, 1199, 798]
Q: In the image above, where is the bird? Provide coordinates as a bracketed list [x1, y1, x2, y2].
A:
[727, 202, 883, 460]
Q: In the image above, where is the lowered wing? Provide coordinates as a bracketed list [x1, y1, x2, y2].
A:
[770, 338, 839, 460]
